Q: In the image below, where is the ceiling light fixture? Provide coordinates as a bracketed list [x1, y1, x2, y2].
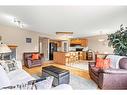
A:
[14, 18, 24, 29]
[56, 32, 73, 35]
[56, 32, 73, 40]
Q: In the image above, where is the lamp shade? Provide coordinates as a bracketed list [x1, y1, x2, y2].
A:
[0, 43, 11, 53]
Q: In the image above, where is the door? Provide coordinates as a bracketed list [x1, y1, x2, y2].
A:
[39, 37, 50, 61]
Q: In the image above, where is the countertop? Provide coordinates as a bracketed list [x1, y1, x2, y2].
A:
[54, 51, 86, 53]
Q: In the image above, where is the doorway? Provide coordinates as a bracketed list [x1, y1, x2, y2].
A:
[39, 37, 50, 61]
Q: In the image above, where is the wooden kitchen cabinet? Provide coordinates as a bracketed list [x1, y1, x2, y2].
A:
[78, 51, 86, 60]
[81, 39, 88, 47]
[70, 38, 88, 47]
[53, 51, 87, 65]
[56, 41, 62, 47]
[70, 39, 81, 44]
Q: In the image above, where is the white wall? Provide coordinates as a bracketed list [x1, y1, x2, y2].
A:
[86, 35, 114, 54]
[0, 25, 46, 62]
[0, 24, 115, 62]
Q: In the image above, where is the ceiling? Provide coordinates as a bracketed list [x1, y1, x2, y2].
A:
[0, 6, 127, 39]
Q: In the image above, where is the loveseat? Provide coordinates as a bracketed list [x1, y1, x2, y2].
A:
[0, 60, 72, 90]
[89, 54, 127, 89]
[23, 52, 43, 68]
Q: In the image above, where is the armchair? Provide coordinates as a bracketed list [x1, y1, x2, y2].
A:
[89, 55, 127, 89]
[23, 52, 43, 68]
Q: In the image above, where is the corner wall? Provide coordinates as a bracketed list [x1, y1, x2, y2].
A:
[86, 35, 114, 54]
[0, 25, 45, 62]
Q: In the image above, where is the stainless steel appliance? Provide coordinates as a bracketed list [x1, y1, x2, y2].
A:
[76, 48, 83, 51]
[49, 42, 57, 60]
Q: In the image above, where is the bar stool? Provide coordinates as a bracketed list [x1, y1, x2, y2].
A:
[65, 53, 70, 66]
[75, 52, 79, 62]
[69, 52, 74, 66]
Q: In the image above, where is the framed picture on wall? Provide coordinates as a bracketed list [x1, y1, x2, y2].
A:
[26, 38, 32, 43]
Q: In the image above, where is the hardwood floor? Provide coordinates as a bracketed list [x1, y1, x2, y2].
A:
[23, 61, 91, 80]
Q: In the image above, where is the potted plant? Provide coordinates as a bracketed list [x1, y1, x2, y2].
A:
[108, 24, 127, 56]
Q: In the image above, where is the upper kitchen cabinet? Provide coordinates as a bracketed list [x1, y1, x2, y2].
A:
[70, 38, 88, 47]
[57, 41, 62, 47]
[81, 39, 88, 47]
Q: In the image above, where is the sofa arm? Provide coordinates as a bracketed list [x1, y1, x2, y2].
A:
[28, 77, 46, 84]
[98, 70, 127, 89]
[89, 62, 96, 66]
[27, 57, 32, 60]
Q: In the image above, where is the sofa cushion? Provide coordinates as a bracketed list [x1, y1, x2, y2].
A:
[8, 69, 35, 86]
[0, 65, 11, 89]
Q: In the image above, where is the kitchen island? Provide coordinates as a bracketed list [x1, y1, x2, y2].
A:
[53, 51, 86, 65]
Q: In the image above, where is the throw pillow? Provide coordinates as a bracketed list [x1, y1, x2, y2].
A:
[103, 58, 110, 69]
[32, 54, 40, 60]
[1, 60, 18, 73]
[96, 58, 110, 69]
[0, 65, 11, 89]
[96, 58, 103, 68]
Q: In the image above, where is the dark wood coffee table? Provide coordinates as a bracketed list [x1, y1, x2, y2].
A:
[42, 65, 70, 86]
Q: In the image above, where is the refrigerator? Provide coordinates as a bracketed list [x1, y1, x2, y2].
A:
[49, 42, 57, 60]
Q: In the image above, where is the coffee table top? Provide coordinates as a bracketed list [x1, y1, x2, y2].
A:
[42, 65, 69, 74]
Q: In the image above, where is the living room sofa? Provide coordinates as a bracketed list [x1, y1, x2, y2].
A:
[23, 52, 43, 68]
[0, 60, 72, 90]
[89, 54, 127, 89]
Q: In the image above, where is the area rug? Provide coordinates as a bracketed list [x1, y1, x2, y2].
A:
[69, 63, 89, 70]
[32, 74, 98, 90]
[70, 74, 98, 90]
[66, 60, 95, 71]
